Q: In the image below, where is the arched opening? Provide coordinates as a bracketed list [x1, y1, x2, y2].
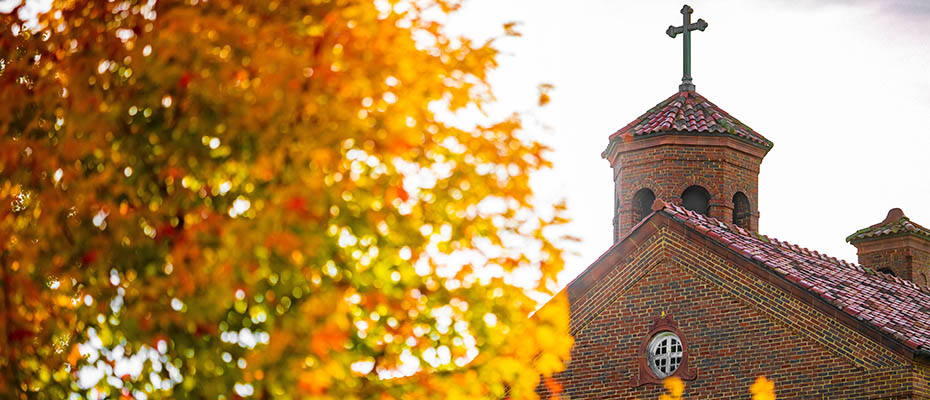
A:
[615, 193, 622, 217]
[681, 186, 710, 216]
[877, 268, 896, 277]
[632, 188, 656, 225]
[613, 194, 621, 242]
[732, 192, 751, 229]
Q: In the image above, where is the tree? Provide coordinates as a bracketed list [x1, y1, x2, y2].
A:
[0, 0, 572, 398]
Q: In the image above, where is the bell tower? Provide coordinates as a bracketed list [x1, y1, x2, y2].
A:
[602, 5, 773, 242]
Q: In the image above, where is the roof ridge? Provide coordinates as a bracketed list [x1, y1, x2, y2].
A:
[607, 90, 772, 148]
[884, 268, 922, 290]
[653, 198, 864, 272]
[847, 208, 930, 243]
[659, 200, 929, 294]
[690, 92, 766, 143]
[760, 235, 863, 273]
[693, 93, 739, 125]
[654, 200, 930, 286]
[610, 91, 684, 138]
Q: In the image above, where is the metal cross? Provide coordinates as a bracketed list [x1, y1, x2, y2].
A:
[666, 5, 708, 92]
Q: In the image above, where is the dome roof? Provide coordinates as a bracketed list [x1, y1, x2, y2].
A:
[609, 90, 772, 149]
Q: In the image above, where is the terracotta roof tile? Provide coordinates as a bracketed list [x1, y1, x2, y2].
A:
[846, 208, 930, 243]
[609, 90, 772, 149]
[654, 200, 930, 351]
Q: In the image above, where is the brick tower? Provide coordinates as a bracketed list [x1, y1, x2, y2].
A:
[847, 208, 930, 287]
[601, 5, 774, 242]
[602, 90, 773, 241]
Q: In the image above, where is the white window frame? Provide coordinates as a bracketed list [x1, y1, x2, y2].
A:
[646, 331, 683, 378]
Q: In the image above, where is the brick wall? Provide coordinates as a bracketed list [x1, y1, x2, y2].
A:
[605, 136, 765, 240]
[852, 235, 930, 288]
[917, 249, 930, 288]
[541, 219, 924, 399]
[860, 247, 914, 279]
[913, 362, 930, 398]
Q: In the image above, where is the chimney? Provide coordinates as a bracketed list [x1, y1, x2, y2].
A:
[847, 208, 930, 287]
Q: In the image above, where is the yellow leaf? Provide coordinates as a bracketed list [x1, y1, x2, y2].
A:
[750, 376, 776, 400]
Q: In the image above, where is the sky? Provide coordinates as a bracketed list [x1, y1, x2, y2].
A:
[445, 0, 930, 286]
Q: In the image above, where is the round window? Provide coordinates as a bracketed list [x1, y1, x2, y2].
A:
[646, 331, 683, 378]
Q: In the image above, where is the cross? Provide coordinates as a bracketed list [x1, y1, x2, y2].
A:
[666, 5, 708, 92]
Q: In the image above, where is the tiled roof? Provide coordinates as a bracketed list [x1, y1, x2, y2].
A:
[609, 90, 772, 149]
[653, 200, 930, 352]
[846, 208, 930, 243]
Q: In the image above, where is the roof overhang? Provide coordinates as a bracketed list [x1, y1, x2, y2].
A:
[849, 234, 930, 255]
[602, 131, 772, 166]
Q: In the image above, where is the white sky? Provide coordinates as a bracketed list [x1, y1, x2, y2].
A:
[446, 0, 930, 286]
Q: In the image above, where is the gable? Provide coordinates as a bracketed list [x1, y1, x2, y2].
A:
[566, 226, 666, 336]
[660, 225, 905, 372]
[558, 223, 920, 398]
[566, 255, 913, 398]
[655, 201, 930, 358]
[563, 200, 930, 361]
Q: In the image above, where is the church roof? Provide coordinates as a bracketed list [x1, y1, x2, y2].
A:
[654, 200, 930, 352]
[609, 90, 773, 149]
[846, 208, 930, 243]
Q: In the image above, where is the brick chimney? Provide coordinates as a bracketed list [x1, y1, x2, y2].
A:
[847, 208, 930, 287]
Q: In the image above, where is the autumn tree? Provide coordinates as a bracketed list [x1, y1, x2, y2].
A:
[0, 0, 572, 398]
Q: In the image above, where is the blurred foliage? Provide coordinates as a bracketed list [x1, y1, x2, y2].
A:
[749, 376, 776, 400]
[658, 377, 684, 400]
[0, 0, 573, 398]
[640, 376, 775, 400]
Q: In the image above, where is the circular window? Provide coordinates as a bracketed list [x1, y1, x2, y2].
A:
[646, 331, 683, 378]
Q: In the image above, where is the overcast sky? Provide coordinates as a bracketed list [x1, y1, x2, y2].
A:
[446, 0, 930, 286]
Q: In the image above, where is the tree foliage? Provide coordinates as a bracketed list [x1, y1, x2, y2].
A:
[0, 0, 572, 398]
